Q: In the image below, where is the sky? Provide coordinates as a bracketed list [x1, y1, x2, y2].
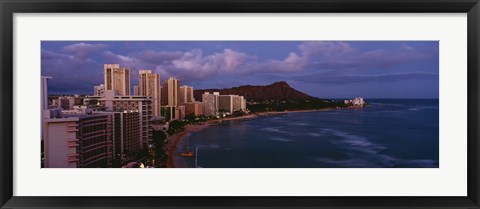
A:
[41, 41, 439, 99]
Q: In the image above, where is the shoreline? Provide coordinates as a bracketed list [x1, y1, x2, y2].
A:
[166, 107, 345, 168]
[166, 123, 210, 168]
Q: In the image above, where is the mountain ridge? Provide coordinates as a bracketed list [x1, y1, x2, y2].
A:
[193, 81, 318, 102]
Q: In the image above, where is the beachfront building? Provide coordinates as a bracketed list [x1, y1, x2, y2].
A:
[160, 105, 185, 121]
[44, 114, 113, 168]
[218, 95, 234, 114]
[218, 95, 247, 114]
[89, 90, 153, 147]
[139, 70, 161, 116]
[184, 102, 204, 116]
[161, 106, 176, 122]
[104, 64, 130, 96]
[179, 85, 194, 104]
[95, 110, 141, 162]
[202, 92, 219, 116]
[161, 77, 180, 107]
[176, 105, 185, 120]
[233, 95, 247, 112]
[240, 96, 247, 111]
[344, 97, 366, 107]
[94, 84, 105, 97]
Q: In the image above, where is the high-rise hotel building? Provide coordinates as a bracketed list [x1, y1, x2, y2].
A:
[44, 114, 113, 168]
[202, 92, 219, 116]
[161, 77, 180, 107]
[218, 95, 234, 114]
[184, 102, 204, 116]
[104, 64, 130, 96]
[91, 90, 153, 146]
[179, 85, 194, 104]
[94, 110, 141, 161]
[138, 70, 161, 116]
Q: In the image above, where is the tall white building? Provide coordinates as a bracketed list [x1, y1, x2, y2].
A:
[241, 96, 247, 111]
[218, 95, 246, 114]
[161, 77, 180, 107]
[89, 90, 153, 146]
[104, 64, 130, 96]
[44, 114, 113, 168]
[218, 95, 234, 114]
[202, 92, 219, 116]
[94, 110, 141, 161]
[179, 85, 194, 104]
[138, 70, 161, 116]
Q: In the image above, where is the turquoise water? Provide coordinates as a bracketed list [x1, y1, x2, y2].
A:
[175, 99, 439, 168]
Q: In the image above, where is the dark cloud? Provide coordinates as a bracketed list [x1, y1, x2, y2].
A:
[41, 41, 439, 95]
[299, 42, 437, 71]
[42, 49, 103, 94]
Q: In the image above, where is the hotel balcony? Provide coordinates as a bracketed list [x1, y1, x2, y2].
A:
[67, 142, 79, 147]
[67, 158, 79, 162]
[67, 128, 79, 132]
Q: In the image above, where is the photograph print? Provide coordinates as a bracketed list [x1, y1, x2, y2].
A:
[41, 41, 439, 168]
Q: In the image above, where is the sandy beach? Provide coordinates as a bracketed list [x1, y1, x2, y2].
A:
[166, 123, 210, 168]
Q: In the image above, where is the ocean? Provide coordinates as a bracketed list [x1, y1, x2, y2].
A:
[174, 99, 439, 168]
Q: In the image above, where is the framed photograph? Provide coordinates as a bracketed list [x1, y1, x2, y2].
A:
[1, 0, 479, 208]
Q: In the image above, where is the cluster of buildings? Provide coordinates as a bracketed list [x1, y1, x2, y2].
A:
[344, 97, 366, 107]
[41, 64, 247, 168]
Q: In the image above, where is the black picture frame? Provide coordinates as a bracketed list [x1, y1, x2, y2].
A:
[1, 0, 479, 208]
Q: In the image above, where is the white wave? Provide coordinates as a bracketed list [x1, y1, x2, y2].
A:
[261, 127, 285, 133]
[327, 130, 386, 154]
[306, 133, 322, 137]
[269, 137, 293, 142]
[312, 129, 438, 168]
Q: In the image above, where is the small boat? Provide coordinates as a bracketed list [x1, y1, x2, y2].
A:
[181, 134, 194, 157]
[180, 151, 194, 157]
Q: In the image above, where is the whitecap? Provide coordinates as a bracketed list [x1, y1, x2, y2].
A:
[306, 133, 322, 137]
[269, 137, 292, 142]
[261, 127, 285, 133]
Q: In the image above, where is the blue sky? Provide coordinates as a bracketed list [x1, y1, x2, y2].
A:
[41, 41, 439, 99]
